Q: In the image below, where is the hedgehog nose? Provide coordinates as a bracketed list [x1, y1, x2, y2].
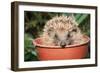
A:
[60, 42, 66, 48]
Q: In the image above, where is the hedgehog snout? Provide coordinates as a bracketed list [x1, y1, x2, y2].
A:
[60, 39, 72, 48]
[60, 41, 66, 48]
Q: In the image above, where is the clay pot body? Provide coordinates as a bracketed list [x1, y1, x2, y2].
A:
[33, 36, 89, 60]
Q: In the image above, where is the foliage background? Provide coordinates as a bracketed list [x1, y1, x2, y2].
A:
[24, 11, 90, 61]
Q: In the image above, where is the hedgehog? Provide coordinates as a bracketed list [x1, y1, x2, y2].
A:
[40, 15, 86, 48]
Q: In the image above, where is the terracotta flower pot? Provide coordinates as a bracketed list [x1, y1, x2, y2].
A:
[33, 35, 90, 61]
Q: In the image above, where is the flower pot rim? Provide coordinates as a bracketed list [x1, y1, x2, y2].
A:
[33, 35, 90, 49]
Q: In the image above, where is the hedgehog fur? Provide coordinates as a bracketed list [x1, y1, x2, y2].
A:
[40, 15, 86, 47]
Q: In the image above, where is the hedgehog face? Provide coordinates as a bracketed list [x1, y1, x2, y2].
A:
[47, 27, 70, 48]
[54, 30, 71, 48]
[47, 25, 80, 48]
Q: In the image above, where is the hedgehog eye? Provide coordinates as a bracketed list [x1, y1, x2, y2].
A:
[67, 33, 71, 38]
[72, 28, 77, 32]
[54, 34, 58, 38]
[47, 28, 56, 37]
[47, 29, 53, 36]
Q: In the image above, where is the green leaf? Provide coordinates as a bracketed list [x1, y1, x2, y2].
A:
[24, 34, 33, 49]
[74, 14, 82, 21]
[76, 14, 88, 25]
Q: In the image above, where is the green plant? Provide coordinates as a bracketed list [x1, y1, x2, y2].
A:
[24, 33, 38, 61]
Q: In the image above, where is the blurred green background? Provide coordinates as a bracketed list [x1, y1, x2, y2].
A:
[24, 11, 90, 61]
